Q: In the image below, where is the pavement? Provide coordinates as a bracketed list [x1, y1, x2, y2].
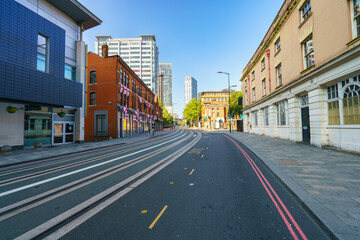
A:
[215, 130, 360, 240]
[1, 128, 359, 240]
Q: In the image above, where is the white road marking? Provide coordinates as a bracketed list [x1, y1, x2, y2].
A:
[0, 133, 186, 198]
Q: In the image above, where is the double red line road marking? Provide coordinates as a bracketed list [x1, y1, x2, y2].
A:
[223, 134, 308, 240]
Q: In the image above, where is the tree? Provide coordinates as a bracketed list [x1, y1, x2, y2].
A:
[158, 100, 174, 125]
[183, 98, 201, 125]
[229, 91, 243, 118]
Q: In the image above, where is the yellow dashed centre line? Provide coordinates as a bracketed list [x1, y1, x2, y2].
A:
[201, 154, 204, 158]
[148, 205, 168, 229]
[189, 169, 195, 175]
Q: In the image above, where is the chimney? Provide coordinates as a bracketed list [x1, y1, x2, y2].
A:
[102, 43, 109, 57]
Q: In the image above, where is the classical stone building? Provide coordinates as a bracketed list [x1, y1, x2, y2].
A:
[241, 0, 360, 152]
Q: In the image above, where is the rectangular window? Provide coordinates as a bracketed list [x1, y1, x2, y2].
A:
[65, 64, 76, 81]
[301, 0, 311, 22]
[275, 38, 281, 53]
[263, 107, 269, 126]
[277, 101, 287, 126]
[253, 111, 258, 126]
[261, 58, 265, 70]
[252, 71, 255, 80]
[303, 36, 314, 69]
[328, 101, 340, 125]
[95, 114, 107, 136]
[90, 92, 96, 105]
[37, 34, 48, 72]
[262, 79, 266, 95]
[276, 64, 282, 86]
[353, 0, 360, 37]
[253, 87, 256, 101]
[245, 90, 248, 104]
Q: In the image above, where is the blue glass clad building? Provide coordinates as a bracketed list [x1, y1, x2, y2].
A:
[0, 0, 101, 148]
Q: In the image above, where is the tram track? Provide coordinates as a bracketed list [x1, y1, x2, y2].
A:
[11, 131, 201, 240]
[0, 130, 183, 182]
[0, 131, 193, 222]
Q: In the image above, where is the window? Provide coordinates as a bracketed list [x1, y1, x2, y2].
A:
[303, 36, 314, 69]
[65, 64, 76, 81]
[245, 80, 248, 88]
[263, 107, 269, 126]
[245, 90, 248, 104]
[217, 112, 219, 117]
[130, 47, 140, 50]
[253, 111, 258, 126]
[277, 101, 288, 126]
[252, 71, 255, 80]
[275, 38, 281, 53]
[90, 92, 96, 105]
[276, 64, 282, 86]
[342, 83, 360, 124]
[262, 79, 266, 95]
[253, 87, 256, 101]
[301, 0, 311, 22]
[353, 0, 360, 37]
[90, 71, 96, 84]
[37, 34, 48, 72]
[95, 113, 108, 136]
[261, 58, 265, 70]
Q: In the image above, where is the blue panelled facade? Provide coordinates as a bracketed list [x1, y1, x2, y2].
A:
[0, 0, 82, 107]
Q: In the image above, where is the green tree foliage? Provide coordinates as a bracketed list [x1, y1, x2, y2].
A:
[229, 91, 243, 118]
[183, 98, 201, 122]
[158, 100, 174, 124]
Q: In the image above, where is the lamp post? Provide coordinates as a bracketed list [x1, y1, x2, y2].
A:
[217, 71, 232, 133]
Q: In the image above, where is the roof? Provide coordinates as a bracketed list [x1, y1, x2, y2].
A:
[46, 0, 102, 30]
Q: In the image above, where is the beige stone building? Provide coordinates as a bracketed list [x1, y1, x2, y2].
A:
[200, 91, 236, 129]
[241, 0, 360, 152]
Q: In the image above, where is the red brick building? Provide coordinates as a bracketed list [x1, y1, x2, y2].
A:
[85, 47, 162, 141]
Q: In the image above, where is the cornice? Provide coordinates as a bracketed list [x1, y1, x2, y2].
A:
[241, 0, 300, 82]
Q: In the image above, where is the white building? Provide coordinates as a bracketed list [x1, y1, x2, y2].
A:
[95, 35, 159, 93]
[159, 63, 173, 115]
[184, 76, 198, 105]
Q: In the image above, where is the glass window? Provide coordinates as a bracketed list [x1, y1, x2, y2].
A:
[37, 34, 48, 72]
[303, 36, 314, 69]
[276, 64, 282, 86]
[262, 79, 266, 95]
[90, 92, 96, 105]
[354, 0, 360, 37]
[261, 58, 265, 70]
[342, 84, 360, 124]
[95, 114, 107, 136]
[253, 87, 256, 101]
[328, 101, 340, 125]
[65, 64, 76, 81]
[253, 111, 258, 126]
[277, 101, 287, 126]
[90, 71, 96, 84]
[263, 107, 269, 126]
[275, 38, 281, 53]
[252, 71, 255, 80]
[301, 0, 311, 22]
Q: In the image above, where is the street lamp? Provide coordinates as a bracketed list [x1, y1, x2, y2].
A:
[217, 71, 232, 133]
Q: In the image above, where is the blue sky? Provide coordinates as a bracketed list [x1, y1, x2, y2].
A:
[82, 0, 285, 118]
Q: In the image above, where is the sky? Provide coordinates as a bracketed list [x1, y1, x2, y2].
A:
[81, 0, 285, 118]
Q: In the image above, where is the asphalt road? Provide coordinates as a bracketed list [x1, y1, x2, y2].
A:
[0, 130, 330, 240]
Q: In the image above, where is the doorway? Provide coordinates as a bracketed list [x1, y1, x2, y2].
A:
[300, 95, 310, 143]
[53, 122, 75, 145]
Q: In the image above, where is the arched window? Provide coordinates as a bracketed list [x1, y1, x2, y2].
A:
[342, 83, 360, 124]
[90, 71, 96, 84]
[90, 92, 96, 105]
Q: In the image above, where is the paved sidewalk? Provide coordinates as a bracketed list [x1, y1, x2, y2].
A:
[0, 129, 173, 167]
[216, 130, 360, 240]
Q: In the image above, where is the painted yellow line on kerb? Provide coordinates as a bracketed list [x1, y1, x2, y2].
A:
[189, 169, 195, 175]
[149, 205, 168, 229]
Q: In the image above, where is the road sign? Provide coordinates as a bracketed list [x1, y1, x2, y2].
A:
[240, 115, 243, 119]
